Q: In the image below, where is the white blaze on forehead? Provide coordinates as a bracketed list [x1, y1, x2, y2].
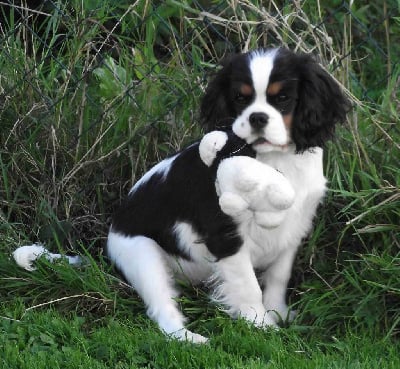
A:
[249, 49, 278, 100]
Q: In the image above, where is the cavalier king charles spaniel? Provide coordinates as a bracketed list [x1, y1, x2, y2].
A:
[13, 48, 349, 343]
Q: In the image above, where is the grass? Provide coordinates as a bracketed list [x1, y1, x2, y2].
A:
[2, 308, 400, 368]
[1, 0, 399, 367]
[2, 256, 400, 368]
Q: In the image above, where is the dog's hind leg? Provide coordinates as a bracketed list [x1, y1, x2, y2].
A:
[107, 232, 208, 343]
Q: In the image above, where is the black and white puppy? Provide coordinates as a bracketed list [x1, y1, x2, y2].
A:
[13, 47, 348, 343]
[107, 47, 348, 342]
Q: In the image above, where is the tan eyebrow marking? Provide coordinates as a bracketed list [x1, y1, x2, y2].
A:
[267, 81, 284, 95]
[240, 83, 253, 96]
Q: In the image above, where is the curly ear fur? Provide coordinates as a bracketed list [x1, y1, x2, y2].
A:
[200, 72, 232, 131]
[292, 54, 350, 152]
[200, 55, 239, 132]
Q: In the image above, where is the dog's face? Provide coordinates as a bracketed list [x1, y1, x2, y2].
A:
[201, 48, 349, 153]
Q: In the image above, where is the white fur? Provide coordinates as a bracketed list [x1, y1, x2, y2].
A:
[212, 248, 277, 327]
[171, 221, 215, 282]
[107, 232, 208, 343]
[232, 51, 289, 149]
[206, 148, 326, 326]
[247, 148, 326, 317]
[210, 145, 325, 325]
[198, 131, 228, 167]
[129, 155, 176, 195]
[13, 244, 83, 271]
[250, 49, 279, 93]
[233, 103, 288, 148]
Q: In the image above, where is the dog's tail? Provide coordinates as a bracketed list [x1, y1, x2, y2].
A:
[13, 244, 84, 271]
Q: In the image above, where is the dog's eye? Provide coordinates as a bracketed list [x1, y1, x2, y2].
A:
[235, 93, 250, 104]
[275, 94, 289, 102]
[269, 93, 291, 107]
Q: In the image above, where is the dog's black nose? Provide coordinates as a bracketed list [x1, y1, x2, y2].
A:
[249, 112, 269, 130]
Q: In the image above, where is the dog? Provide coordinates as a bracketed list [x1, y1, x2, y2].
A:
[106, 47, 349, 342]
[13, 47, 349, 343]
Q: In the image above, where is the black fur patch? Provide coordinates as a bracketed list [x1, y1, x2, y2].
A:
[111, 133, 255, 260]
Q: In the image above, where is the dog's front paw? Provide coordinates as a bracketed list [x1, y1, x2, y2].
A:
[266, 303, 297, 324]
[199, 131, 228, 167]
[238, 305, 279, 329]
[169, 328, 209, 344]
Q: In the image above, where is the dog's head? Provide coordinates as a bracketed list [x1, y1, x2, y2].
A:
[200, 48, 350, 153]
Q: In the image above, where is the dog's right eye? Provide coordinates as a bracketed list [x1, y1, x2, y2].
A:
[233, 83, 253, 105]
[235, 93, 245, 101]
[234, 93, 250, 104]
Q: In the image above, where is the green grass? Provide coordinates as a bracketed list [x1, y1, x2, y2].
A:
[1, 254, 400, 368]
[2, 308, 399, 368]
[1, 0, 399, 367]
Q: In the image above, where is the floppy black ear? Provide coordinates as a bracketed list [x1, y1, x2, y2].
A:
[292, 55, 350, 152]
[200, 56, 236, 132]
